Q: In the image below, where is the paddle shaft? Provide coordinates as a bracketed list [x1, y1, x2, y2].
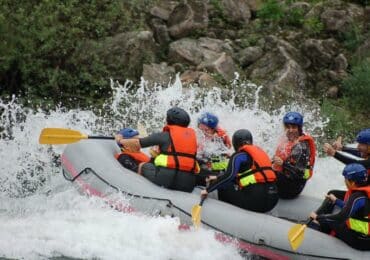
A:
[88, 136, 114, 140]
[199, 196, 206, 206]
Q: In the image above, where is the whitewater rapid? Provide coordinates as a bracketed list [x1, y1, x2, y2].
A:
[0, 77, 346, 259]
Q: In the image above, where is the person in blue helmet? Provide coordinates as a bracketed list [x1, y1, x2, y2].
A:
[197, 112, 232, 181]
[115, 128, 150, 172]
[323, 128, 370, 184]
[309, 163, 370, 251]
[272, 112, 316, 199]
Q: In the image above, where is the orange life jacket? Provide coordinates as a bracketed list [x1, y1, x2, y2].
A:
[273, 133, 316, 179]
[237, 144, 277, 188]
[115, 150, 150, 164]
[154, 125, 199, 173]
[344, 186, 370, 236]
[215, 127, 232, 149]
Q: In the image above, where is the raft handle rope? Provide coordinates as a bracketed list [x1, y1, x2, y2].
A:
[62, 167, 349, 260]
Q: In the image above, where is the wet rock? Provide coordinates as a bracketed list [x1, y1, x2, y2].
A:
[168, 1, 208, 39]
[142, 62, 176, 86]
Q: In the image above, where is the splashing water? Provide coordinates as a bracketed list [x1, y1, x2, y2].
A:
[0, 76, 346, 259]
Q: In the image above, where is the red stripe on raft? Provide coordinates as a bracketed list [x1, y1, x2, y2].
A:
[61, 154, 135, 213]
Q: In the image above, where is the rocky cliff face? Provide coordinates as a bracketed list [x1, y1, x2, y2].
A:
[96, 0, 369, 108]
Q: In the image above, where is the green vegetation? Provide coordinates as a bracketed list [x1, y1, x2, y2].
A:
[342, 59, 370, 113]
[257, 0, 285, 24]
[340, 24, 365, 51]
[321, 59, 370, 139]
[0, 0, 155, 108]
[303, 17, 324, 36]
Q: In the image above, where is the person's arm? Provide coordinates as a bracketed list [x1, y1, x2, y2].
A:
[139, 132, 169, 148]
[206, 152, 249, 193]
[316, 192, 367, 225]
[341, 146, 362, 157]
[334, 151, 367, 165]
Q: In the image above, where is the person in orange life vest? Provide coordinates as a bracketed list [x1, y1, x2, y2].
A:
[197, 112, 231, 174]
[272, 112, 316, 199]
[309, 163, 370, 251]
[200, 129, 279, 213]
[116, 107, 200, 192]
[114, 128, 150, 173]
[323, 128, 370, 184]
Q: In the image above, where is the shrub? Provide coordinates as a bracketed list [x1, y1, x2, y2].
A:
[303, 17, 324, 35]
[342, 59, 370, 112]
[257, 0, 285, 24]
[0, 0, 155, 108]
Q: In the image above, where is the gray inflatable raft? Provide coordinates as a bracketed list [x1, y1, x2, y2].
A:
[61, 140, 368, 260]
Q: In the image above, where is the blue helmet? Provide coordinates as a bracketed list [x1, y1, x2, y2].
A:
[118, 128, 139, 138]
[356, 128, 370, 144]
[198, 112, 219, 129]
[283, 112, 303, 127]
[342, 163, 367, 185]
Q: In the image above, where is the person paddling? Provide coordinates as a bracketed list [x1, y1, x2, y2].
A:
[272, 112, 316, 199]
[199, 129, 279, 213]
[309, 163, 370, 251]
[116, 107, 200, 192]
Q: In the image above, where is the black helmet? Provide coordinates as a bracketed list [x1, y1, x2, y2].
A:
[232, 129, 253, 150]
[166, 107, 190, 127]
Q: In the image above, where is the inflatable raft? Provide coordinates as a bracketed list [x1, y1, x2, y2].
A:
[61, 139, 369, 259]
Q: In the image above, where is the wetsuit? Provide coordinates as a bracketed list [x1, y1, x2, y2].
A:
[205, 151, 279, 213]
[275, 140, 311, 199]
[314, 189, 370, 251]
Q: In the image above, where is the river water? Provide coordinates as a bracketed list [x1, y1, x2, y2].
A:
[0, 76, 346, 259]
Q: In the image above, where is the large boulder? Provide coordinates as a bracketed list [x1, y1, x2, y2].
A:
[142, 62, 176, 86]
[168, 37, 233, 66]
[167, 0, 209, 39]
[98, 31, 158, 81]
[219, 0, 251, 24]
[246, 37, 307, 95]
[301, 38, 340, 68]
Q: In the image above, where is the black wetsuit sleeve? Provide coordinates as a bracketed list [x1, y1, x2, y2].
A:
[281, 141, 310, 178]
[334, 152, 370, 168]
[139, 132, 170, 149]
[206, 152, 249, 193]
[342, 146, 361, 157]
[316, 192, 367, 225]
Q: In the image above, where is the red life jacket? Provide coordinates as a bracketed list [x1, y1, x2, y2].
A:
[215, 127, 231, 149]
[115, 150, 150, 163]
[344, 186, 370, 236]
[273, 133, 316, 179]
[154, 125, 199, 173]
[237, 144, 277, 188]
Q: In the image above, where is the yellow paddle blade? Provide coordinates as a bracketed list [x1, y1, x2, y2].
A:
[191, 204, 202, 229]
[39, 128, 88, 144]
[288, 223, 307, 251]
